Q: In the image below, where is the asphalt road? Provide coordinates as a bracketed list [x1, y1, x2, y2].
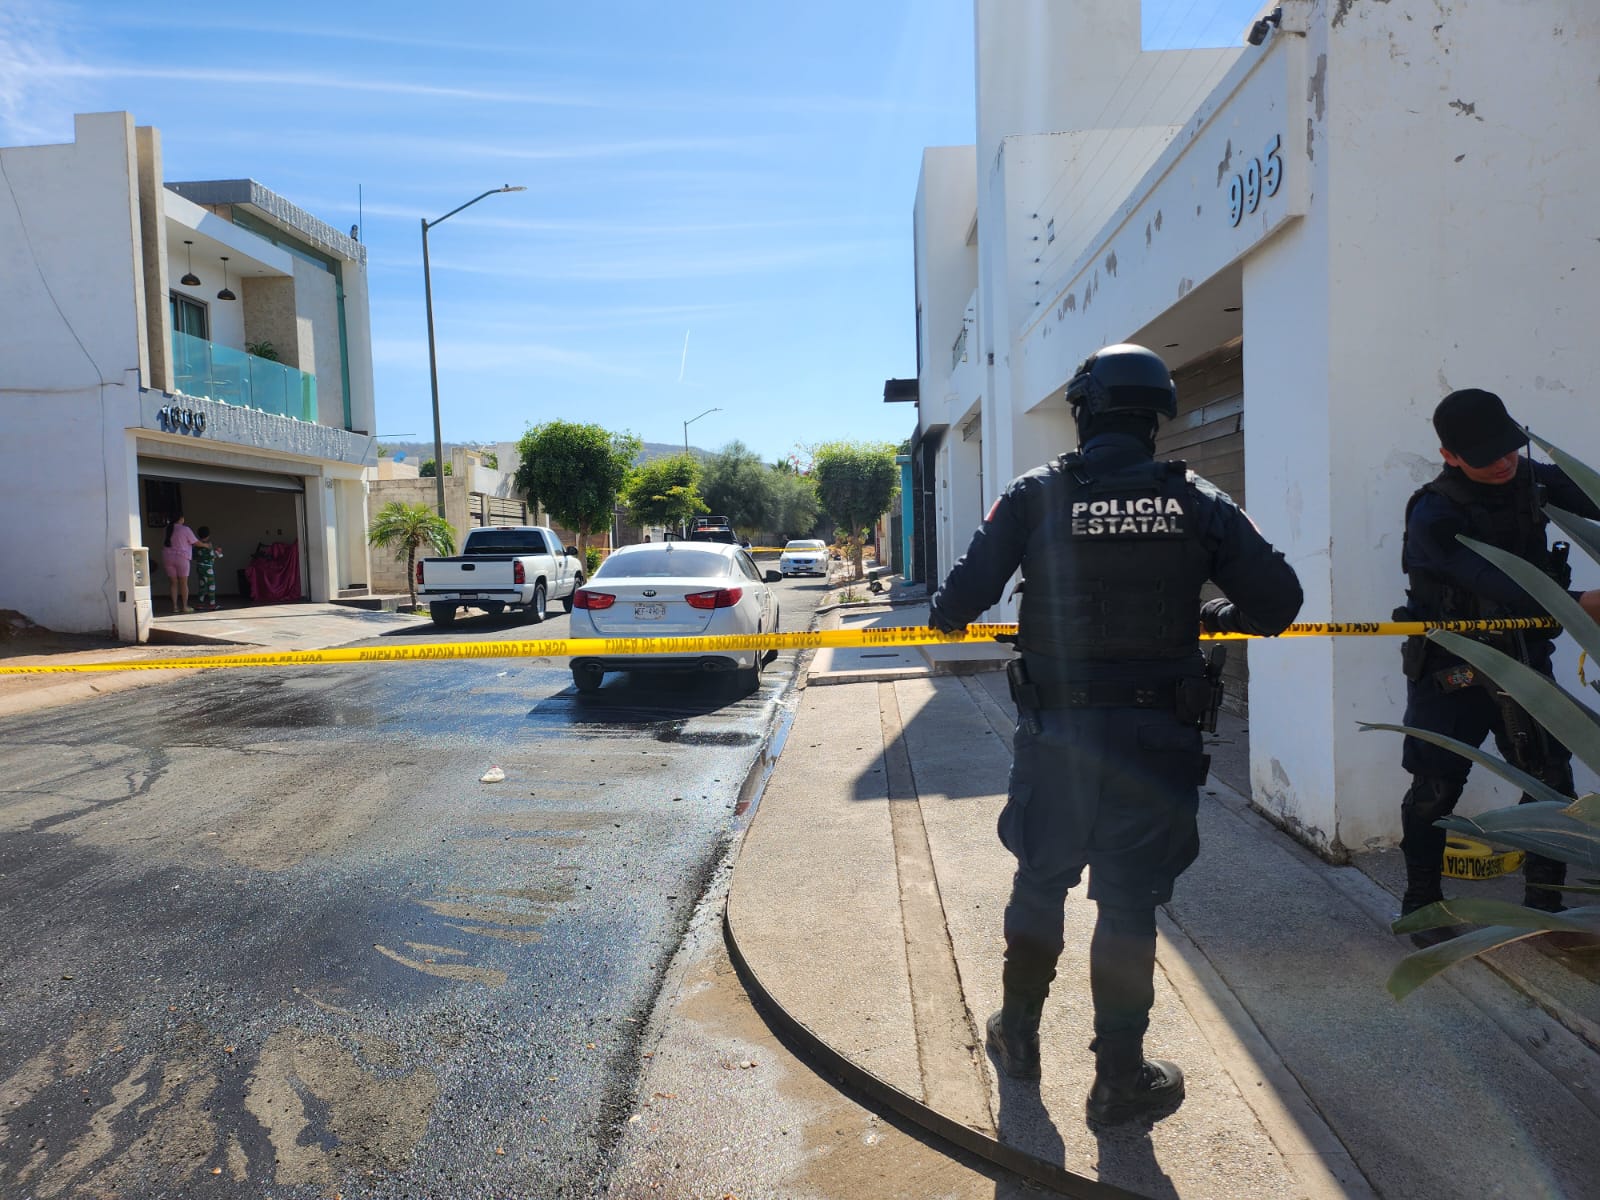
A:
[0, 576, 832, 1199]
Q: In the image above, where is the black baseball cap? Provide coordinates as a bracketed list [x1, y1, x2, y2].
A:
[1433, 389, 1527, 468]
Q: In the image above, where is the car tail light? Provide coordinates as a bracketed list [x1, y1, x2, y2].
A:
[415, 561, 424, 585]
[572, 589, 615, 610]
[513, 560, 526, 585]
[685, 587, 742, 610]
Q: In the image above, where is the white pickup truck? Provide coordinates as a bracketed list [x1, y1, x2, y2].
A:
[416, 526, 585, 627]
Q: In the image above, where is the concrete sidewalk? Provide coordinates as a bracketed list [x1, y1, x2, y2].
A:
[727, 587, 1600, 1198]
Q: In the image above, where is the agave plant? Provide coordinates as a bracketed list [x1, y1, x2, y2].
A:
[1361, 431, 1600, 999]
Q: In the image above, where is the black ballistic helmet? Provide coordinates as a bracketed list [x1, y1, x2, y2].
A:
[1065, 343, 1178, 419]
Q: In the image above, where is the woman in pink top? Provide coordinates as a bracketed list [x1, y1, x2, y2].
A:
[162, 515, 200, 613]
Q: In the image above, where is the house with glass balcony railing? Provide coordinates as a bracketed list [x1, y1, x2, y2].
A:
[0, 113, 382, 639]
[169, 331, 319, 423]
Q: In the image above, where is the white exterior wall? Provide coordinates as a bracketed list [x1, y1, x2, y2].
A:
[342, 263, 377, 437]
[0, 114, 148, 633]
[0, 113, 147, 385]
[912, 147, 981, 584]
[918, 0, 1600, 854]
[1312, 0, 1600, 847]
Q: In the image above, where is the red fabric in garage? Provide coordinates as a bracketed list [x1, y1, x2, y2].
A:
[245, 541, 301, 603]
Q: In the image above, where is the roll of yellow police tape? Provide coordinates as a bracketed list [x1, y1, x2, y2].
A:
[1441, 835, 1524, 881]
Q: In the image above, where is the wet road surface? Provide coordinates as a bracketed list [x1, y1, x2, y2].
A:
[0, 580, 830, 1198]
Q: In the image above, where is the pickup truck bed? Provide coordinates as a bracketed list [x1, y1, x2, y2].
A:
[417, 526, 585, 627]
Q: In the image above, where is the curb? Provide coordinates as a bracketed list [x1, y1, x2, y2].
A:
[147, 628, 251, 647]
[721, 903, 1148, 1200]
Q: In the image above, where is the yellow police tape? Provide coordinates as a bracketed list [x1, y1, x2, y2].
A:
[0, 617, 1560, 676]
[1442, 835, 1525, 881]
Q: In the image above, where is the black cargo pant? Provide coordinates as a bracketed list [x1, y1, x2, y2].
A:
[1400, 654, 1571, 911]
[998, 701, 1204, 1046]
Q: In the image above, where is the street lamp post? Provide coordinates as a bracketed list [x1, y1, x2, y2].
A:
[680, 406, 722, 537]
[422, 185, 526, 516]
[683, 406, 721, 457]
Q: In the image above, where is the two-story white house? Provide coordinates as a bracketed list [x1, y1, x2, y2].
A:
[0, 111, 378, 639]
[906, 1, 1600, 857]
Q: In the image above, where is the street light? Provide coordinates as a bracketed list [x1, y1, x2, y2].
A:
[683, 406, 721, 456]
[422, 185, 526, 516]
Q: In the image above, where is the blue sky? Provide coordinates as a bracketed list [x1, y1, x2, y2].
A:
[1, 0, 1263, 463]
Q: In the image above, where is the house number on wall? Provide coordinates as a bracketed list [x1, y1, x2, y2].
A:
[157, 405, 207, 435]
[1227, 133, 1283, 226]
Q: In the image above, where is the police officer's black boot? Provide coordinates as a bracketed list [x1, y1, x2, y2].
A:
[985, 993, 1044, 1081]
[1524, 854, 1568, 914]
[1085, 1033, 1184, 1126]
[1400, 866, 1459, 949]
[985, 937, 1056, 1081]
[1399, 776, 1460, 945]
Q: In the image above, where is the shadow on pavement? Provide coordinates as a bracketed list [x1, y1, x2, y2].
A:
[529, 672, 761, 730]
[378, 613, 547, 638]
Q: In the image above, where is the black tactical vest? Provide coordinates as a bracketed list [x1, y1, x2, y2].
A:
[1016, 453, 1214, 660]
[1402, 462, 1552, 620]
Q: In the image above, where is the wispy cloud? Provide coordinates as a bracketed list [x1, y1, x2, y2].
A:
[92, 9, 707, 67]
[15, 60, 606, 108]
[368, 302, 737, 339]
[167, 127, 760, 167]
[371, 336, 650, 377]
[14, 56, 944, 122]
[371, 238, 899, 283]
[0, 3, 94, 143]
[337, 200, 864, 238]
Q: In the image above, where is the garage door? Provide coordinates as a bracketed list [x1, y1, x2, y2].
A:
[136, 458, 304, 492]
[1159, 340, 1248, 716]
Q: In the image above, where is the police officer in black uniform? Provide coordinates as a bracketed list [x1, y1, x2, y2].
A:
[1397, 388, 1600, 923]
[928, 344, 1302, 1125]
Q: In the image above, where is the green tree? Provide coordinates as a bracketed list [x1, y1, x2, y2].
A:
[418, 459, 452, 478]
[367, 501, 455, 607]
[702, 441, 776, 534]
[481, 451, 499, 469]
[623, 454, 708, 530]
[515, 421, 642, 551]
[769, 469, 820, 538]
[812, 441, 899, 579]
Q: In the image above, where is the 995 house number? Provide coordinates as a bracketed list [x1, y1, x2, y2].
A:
[1227, 134, 1283, 226]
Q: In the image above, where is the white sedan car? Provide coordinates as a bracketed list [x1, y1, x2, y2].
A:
[567, 542, 783, 694]
[778, 539, 829, 577]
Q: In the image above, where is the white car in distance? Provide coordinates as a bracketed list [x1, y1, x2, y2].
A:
[567, 542, 783, 694]
[778, 539, 829, 577]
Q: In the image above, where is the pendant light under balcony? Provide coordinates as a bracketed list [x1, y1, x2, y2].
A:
[180, 240, 201, 288]
[216, 256, 236, 302]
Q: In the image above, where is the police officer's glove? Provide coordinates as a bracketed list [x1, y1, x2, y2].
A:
[929, 608, 967, 636]
[1198, 598, 1233, 634]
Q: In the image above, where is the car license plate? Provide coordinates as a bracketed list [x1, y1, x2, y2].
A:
[633, 603, 666, 620]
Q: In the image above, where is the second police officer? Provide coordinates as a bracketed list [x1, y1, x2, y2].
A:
[928, 344, 1303, 1125]
[1396, 388, 1600, 930]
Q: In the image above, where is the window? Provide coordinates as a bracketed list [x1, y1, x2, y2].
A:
[464, 529, 547, 555]
[170, 293, 208, 339]
[144, 478, 182, 528]
[595, 548, 731, 578]
[736, 552, 762, 582]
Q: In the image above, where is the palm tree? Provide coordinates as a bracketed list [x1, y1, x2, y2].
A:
[367, 501, 455, 607]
